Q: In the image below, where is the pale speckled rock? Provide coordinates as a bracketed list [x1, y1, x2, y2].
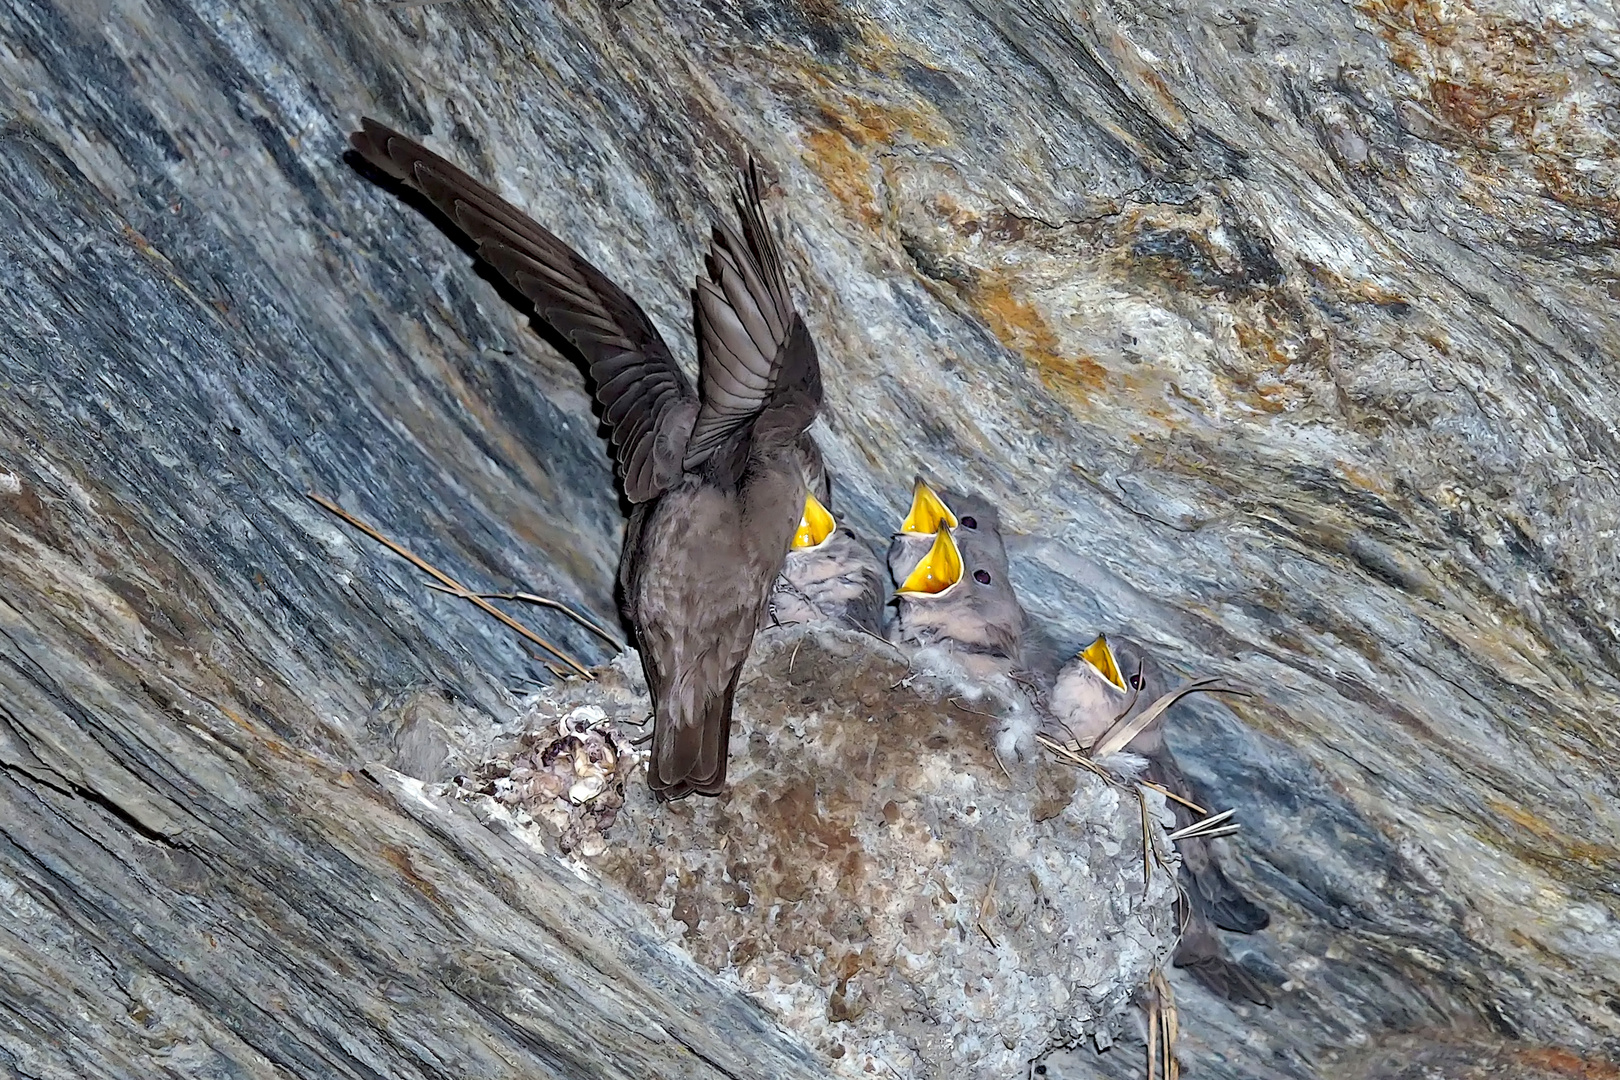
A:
[3, 0, 1619, 1074]
[462, 628, 1180, 1078]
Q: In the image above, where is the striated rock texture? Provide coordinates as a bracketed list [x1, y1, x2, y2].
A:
[453, 628, 1179, 1078]
[1, 0, 1618, 1076]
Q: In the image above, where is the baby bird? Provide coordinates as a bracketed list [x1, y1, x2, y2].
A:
[886, 480, 1027, 682]
[1050, 634, 1273, 1005]
[772, 471, 885, 635]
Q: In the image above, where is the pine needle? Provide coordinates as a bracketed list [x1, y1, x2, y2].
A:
[1166, 807, 1240, 842]
[1091, 678, 1237, 760]
[977, 867, 1000, 948]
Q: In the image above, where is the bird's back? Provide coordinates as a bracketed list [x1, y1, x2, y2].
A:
[776, 528, 886, 634]
[635, 435, 812, 797]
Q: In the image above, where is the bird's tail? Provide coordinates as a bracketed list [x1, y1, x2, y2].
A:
[1184, 850, 1271, 933]
[1173, 918, 1273, 1006]
[1141, 746, 1271, 934]
[648, 666, 741, 800]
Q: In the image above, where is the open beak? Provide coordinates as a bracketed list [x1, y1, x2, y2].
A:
[1080, 634, 1126, 691]
[896, 527, 964, 596]
[899, 476, 958, 534]
[792, 492, 837, 549]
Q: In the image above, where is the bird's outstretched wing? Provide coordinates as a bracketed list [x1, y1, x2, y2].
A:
[349, 117, 697, 502]
[683, 161, 822, 475]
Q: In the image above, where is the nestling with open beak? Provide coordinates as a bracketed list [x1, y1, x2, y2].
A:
[350, 120, 822, 801]
[884, 483, 1050, 765]
[771, 476, 886, 635]
[886, 482, 1028, 684]
[886, 476, 959, 587]
[1051, 633, 1274, 1005]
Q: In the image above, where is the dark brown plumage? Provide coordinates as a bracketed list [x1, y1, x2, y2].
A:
[350, 119, 822, 799]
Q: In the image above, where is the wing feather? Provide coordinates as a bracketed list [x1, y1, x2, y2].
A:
[683, 160, 822, 471]
[350, 117, 696, 501]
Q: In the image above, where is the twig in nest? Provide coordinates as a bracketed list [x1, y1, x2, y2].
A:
[1146, 968, 1179, 1080]
[1090, 678, 1251, 760]
[977, 867, 1000, 948]
[1165, 807, 1240, 842]
[425, 583, 623, 649]
[307, 492, 591, 678]
[521, 645, 570, 680]
[842, 620, 910, 657]
[947, 696, 997, 718]
[1139, 779, 1207, 816]
[983, 747, 1014, 785]
[1035, 732, 1115, 784]
[1138, 787, 1155, 898]
[1147, 993, 1160, 1080]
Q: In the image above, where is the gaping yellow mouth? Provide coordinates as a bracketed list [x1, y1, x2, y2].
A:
[792, 492, 837, 549]
[899, 477, 958, 535]
[1080, 634, 1126, 690]
[896, 527, 964, 596]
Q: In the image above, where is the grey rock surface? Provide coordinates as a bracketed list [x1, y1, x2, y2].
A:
[1, 0, 1618, 1075]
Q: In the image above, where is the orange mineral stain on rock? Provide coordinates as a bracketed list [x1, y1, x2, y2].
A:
[1358, 0, 1615, 221]
[1486, 798, 1618, 868]
[1334, 461, 1392, 495]
[800, 83, 950, 227]
[380, 843, 452, 915]
[1511, 1046, 1620, 1080]
[971, 279, 1107, 405]
[1234, 321, 1293, 371]
[839, 96, 949, 148]
[802, 127, 880, 227]
[1227, 320, 1310, 413]
[1302, 261, 1414, 311]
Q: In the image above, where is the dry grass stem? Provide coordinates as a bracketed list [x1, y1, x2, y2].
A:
[426, 583, 623, 648]
[1139, 787, 1154, 897]
[1138, 779, 1207, 816]
[1149, 968, 1180, 1080]
[1166, 808, 1241, 843]
[977, 867, 1000, 948]
[307, 492, 592, 678]
[1092, 678, 1241, 759]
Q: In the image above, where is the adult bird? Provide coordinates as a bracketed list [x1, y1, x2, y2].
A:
[349, 119, 823, 800]
[1049, 633, 1274, 1004]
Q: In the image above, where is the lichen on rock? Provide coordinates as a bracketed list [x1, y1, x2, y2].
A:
[453, 627, 1179, 1077]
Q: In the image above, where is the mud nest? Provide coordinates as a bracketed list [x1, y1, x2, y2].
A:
[450, 626, 1180, 1077]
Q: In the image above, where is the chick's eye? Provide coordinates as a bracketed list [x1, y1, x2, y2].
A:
[1130, 671, 1145, 690]
[961, 515, 978, 529]
[973, 569, 992, 585]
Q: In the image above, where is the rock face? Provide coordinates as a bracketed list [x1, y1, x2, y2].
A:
[2, 0, 1618, 1076]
